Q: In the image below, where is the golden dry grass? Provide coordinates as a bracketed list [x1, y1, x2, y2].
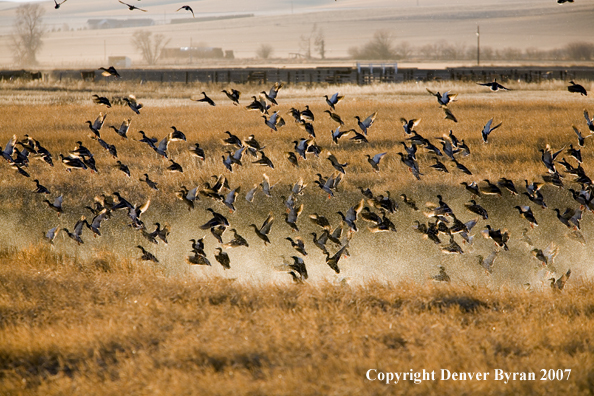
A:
[0, 80, 592, 284]
[1, 244, 594, 395]
[1, 80, 594, 393]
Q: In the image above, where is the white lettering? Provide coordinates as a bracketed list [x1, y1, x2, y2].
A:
[494, 369, 504, 381]
[441, 369, 451, 380]
[366, 369, 377, 381]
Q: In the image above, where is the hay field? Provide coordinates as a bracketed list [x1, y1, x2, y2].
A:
[1, 79, 594, 394]
[1, 246, 594, 395]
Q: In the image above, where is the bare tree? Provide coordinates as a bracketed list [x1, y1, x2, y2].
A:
[256, 44, 274, 59]
[314, 27, 326, 59]
[300, 23, 326, 59]
[349, 30, 397, 60]
[10, 4, 45, 66]
[394, 41, 413, 60]
[564, 42, 594, 61]
[132, 30, 170, 65]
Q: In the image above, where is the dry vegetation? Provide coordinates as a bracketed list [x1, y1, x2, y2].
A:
[1, 79, 594, 393]
[1, 245, 594, 395]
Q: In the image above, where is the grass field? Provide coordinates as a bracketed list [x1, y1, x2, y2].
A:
[1, 78, 594, 394]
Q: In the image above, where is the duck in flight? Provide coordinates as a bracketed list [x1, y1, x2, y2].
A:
[477, 79, 510, 91]
[177, 5, 195, 18]
[54, 0, 67, 9]
[119, 1, 147, 12]
[568, 81, 587, 96]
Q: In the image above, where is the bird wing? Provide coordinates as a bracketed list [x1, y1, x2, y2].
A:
[54, 195, 63, 208]
[225, 188, 239, 205]
[3, 135, 16, 157]
[157, 136, 169, 153]
[483, 118, 494, 133]
[74, 217, 86, 235]
[260, 213, 274, 234]
[426, 88, 437, 96]
[584, 110, 592, 124]
[372, 152, 387, 164]
[246, 184, 258, 202]
[46, 226, 59, 240]
[187, 187, 198, 202]
[363, 112, 377, 129]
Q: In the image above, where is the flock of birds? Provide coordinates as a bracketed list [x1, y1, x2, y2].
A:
[3, 63, 592, 291]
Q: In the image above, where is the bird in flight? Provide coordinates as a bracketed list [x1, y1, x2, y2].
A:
[477, 79, 510, 91]
[54, 0, 67, 9]
[177, 6, 195, 18]
[568, 81, 587, 96]
[99, 66, 120, 78]
[119, 1, 147, 12]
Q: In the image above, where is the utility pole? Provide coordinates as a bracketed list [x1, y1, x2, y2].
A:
[476, 24, 480, 66]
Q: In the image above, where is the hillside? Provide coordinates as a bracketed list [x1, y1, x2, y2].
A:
[0, 0, 593, 68]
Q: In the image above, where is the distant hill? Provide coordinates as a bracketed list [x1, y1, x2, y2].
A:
[0, 0, 593, 68]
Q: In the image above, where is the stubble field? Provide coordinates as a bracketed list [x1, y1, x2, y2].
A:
[1, 78, 594, 394]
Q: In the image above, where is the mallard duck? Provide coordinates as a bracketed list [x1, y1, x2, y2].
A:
[222, 89, 240, 105]
[86, 112, 107, 138]
[568, 81, 587, 96]
[550, 269, 571, 291]
[192, 92, 215, 106]
[99, 66, 119, 78]
[480, 179, 502, 196]
[324, 92, 343, 110]
[300, 105, 315, 122]
[92, 94, 111, 107]
[200, 208, 229, 230]
[223, 229, 249, 248]
[481, 225, 509, 251]
[366, 152, 387, 172]
[262, 82, 282, 106]
[140, 174, 158, 191]
[214, 248, 230, 269]
[45, 226, 60, 244]
[477, 79, 509, 91]
[250, 213, 274, 245]
[426, 89, 457, 106]
[59, 154, 87, 171]
[400, 194, 419, 211]
[176, 5, 195, 17]
[123, 95, 143, 114]
[325, 242, 349, 274]
[137, 245, 158, 262]
[481, 118, 502, 143]
[431, 266, 450, 282]
[110, 119, 131, 139]
[286, 237, 307, 256]
[119, 0, 147, 11]
[327, 152, 347, 174]
[54, 0, 67, 9]
[464, 200, 488, 219]
[263, 111, 285, 132]
[33, 179, 50, 194]
[515, 205, 538, 228]
[400, 118, 420, 135]
[354, 112, 377, 135]
[478, 251, 498, 274]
